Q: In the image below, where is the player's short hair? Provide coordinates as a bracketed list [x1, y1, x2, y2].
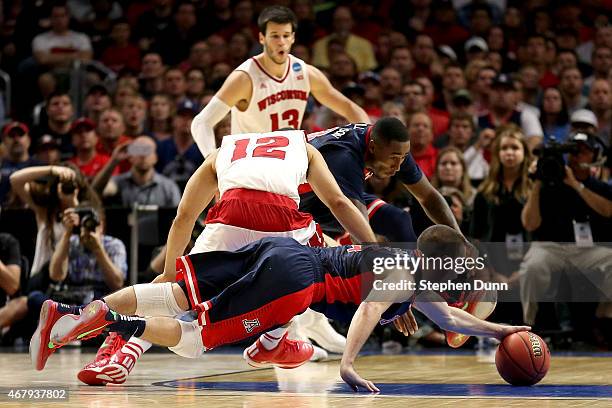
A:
[257, 6, 298, 34]
[371, 117, 409, 144]
[417, 225, 465, 259]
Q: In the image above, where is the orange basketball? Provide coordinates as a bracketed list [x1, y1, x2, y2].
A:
[495, 331, 550, 385]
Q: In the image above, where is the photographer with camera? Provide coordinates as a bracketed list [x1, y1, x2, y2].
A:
[519, 131, 612, 346]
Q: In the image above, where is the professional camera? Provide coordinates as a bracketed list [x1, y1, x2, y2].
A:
[72, 207, 100, 235]
[531, 139, 578, 187]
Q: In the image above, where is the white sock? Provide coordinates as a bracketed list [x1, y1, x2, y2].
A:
[125, 335, 153, 356]
[259, 327, 287, 350]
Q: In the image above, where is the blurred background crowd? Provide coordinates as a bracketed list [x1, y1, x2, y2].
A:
[0, 0, 611, 352]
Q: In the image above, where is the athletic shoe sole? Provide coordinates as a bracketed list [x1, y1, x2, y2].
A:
[30, 300, 60, 371]
[77, 364, 128, 386]
[242, 343, 314, 369]
[50, 300, 110, 346]
[447, 291, 498, 348]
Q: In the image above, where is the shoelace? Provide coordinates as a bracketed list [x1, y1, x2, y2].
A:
[95, 333, 124, 362]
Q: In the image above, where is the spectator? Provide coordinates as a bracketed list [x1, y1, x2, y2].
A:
[100, 17, 141, 74]
[471, 65, 496, 115]
[133, 0, 173, 52]
[218, 0, 258, 41]
[435, 63, 467, 113]
[0, 204, 126, 339]
[152, 1, 200, 66]
[539, 87, 571, 143]
[69, 117, 112, 179]
[415, 76, 450, 137]
[358, 71, 383, 121]
[381, 101, 405, 125]
[464, 127, 494, 184]
[464, 36, 489, 64]
[185, 68, 206, 103]
[379, 67, 402, 102]
[431, 146, 476, 207]
[569, 109, 599, 138]
[33, 135, 62, 166]
[98, 136, 180, 207]
[584, 46, 612, 91]
[0, 122, 39, 205]
[520, 132, 612, 333]
[423, 1, 469, 48]
[31, 4, 92, 69]
[478, 74, 543, 150]
[435, 112, 475, 150]
[198, 0, 233, 39]
[410, 34, 440, 79]
[402, 81, 426, 117]
[559, 67, 588, 115]
[407, 112, 437, 179]
[577, 26, 612, 64]
[525, 34, 558, 88]
[146, 93, 174, 142]
[138, 52, 165, 99]
[312, 6, 377, 72]
[163, 67, 187, 104]
[518, 64, 541, 107]
[449, 89, 476, 118]
[0, 233, 21, 307]
[388, 45, 414, 83]
[83, 84, 112, 125]
[179, 41, 212, 76]
[328, 52, 358, 91]
[96, 108, 131, 173]
[206, 34, 228, 67]
[156, 100, 204, 188]
[471, 125, 532, 242]
[9, 164, 100, 278]
[588, 79, 611, 145]
[121, 95, 147, 138]
[227, 32, 252, 69]
[31, 92, 75, 159]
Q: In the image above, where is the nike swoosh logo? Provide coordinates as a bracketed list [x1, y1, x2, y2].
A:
[76, 324, 108, 340]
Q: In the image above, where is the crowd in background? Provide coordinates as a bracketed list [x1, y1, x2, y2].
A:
[0, 0, 611, 350]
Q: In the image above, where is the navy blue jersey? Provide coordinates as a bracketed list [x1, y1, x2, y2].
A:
[305, 123, 423, 201]
[179, 237, 413, 328]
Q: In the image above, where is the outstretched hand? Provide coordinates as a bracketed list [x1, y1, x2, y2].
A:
[340, 364, 380, 393]
[495, 325, 532, 340]
[393, 307, 418, 336]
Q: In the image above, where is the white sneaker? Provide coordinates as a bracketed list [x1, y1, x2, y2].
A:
[295, 309, 346, 354]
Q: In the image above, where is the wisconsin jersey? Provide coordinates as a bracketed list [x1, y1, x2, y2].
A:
[231, 55, 310, 134]
[215, 129, 308, 205]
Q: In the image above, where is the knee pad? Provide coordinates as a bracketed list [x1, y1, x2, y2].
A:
[133, 282, 185, 317]
[168, 320, 206, 358]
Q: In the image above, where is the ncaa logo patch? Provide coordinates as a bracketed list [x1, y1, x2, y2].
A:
[292, 62, 302, 72]
[242, 318, 261, 333]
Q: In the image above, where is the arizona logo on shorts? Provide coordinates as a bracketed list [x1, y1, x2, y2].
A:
[242, 318, 261, 333]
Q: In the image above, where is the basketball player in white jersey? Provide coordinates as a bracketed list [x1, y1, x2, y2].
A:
[189, 5, 371, 356]
[190, 5, 370, 157]
[77, 129, 379, 384]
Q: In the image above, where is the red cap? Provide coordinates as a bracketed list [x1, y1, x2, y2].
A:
[70, 117, 96, 133]
[2, 121, 29, 137]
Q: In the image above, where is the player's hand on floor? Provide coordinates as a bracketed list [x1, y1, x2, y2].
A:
[393, 307, 418, 336]
[496, 325, 532, 339]
[340, 364, 380, 393]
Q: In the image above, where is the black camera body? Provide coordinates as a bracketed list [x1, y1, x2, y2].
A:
[532, 140, 578, 187]
[73, 207, 100, 235]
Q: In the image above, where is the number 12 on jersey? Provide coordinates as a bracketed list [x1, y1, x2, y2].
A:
[231, 136, 290, 162]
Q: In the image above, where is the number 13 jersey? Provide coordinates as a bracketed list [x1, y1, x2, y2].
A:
[231, 55, 310, 134]
[216, 130, 308, 205]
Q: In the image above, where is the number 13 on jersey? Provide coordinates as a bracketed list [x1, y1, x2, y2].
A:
[270, 109, 299, 131]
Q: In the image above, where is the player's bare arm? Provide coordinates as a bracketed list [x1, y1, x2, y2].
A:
[413, 294, 530, 339]
[191, 71, 253, 156]
[306, 144, 376, 243]
[308, 65, 371, 124]
[403, 176, 462, 234]
[158, 151, 219, 282]
[340, 301, 391, 392]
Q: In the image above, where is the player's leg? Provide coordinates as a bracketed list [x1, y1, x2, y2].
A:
[364, 195, 417, 242]
[77, 282, 190, 385]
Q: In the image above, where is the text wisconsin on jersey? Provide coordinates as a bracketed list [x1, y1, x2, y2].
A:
[257, 90, 308, 111]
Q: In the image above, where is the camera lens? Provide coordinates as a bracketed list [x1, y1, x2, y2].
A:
[61, 181, 76, 195]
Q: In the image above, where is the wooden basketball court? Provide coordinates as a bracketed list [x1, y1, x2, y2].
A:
[1, 348, 610, 407]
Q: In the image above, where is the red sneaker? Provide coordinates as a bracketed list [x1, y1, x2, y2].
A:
[446, 290, 498, 348]
[78, 339, 144, 385]
[243, 332, 314, 369]
[77, 332, 126, 385]
[49, 300, 112, 346]
[30, 300, 64, 371]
